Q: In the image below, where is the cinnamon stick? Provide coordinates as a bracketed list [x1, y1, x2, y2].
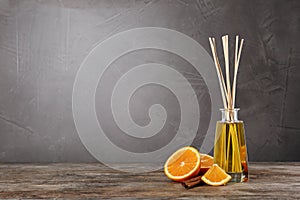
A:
[181, 176, 202, 189]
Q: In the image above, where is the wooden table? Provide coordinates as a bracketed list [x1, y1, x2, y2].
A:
[0, 162, 299, 199]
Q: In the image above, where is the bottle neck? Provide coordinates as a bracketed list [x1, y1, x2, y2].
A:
[220, 108, 240, 122]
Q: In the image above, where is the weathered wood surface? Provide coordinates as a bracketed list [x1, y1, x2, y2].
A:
[0, 163, 299, 199]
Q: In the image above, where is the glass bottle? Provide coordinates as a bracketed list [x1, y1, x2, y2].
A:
[214, 108, 248, 182]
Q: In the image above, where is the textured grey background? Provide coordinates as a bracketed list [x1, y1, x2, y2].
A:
[0, 0, 299, 162]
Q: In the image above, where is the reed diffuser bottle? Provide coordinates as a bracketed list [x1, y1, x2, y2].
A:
[214, 108, 248, 182]
[208, 35, 249, 182]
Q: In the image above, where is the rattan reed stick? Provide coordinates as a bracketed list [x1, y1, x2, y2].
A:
[209, 37, 228, 109]
[212, 38, 229, 105]
[232, 37, 244, 108]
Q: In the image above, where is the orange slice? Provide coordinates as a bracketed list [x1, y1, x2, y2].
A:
[199, 154, 214, 174]
[201, 164, 231, 186]
[164, 146, 201, 182]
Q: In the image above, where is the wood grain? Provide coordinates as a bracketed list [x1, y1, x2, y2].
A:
[0, 162, 299, 199]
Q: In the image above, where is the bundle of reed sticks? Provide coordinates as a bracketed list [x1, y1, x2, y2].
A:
[208, 35, 244, 116]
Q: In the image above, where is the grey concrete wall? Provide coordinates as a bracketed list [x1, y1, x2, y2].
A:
[0, 0, 299, 162]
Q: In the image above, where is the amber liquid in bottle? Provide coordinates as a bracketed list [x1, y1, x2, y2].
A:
[214, 109, 249, 182]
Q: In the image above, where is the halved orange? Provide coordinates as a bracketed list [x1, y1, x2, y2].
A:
[164, 146, 201, 182]
[199, 154, 214, 174]
[201, 164, 232, 186]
